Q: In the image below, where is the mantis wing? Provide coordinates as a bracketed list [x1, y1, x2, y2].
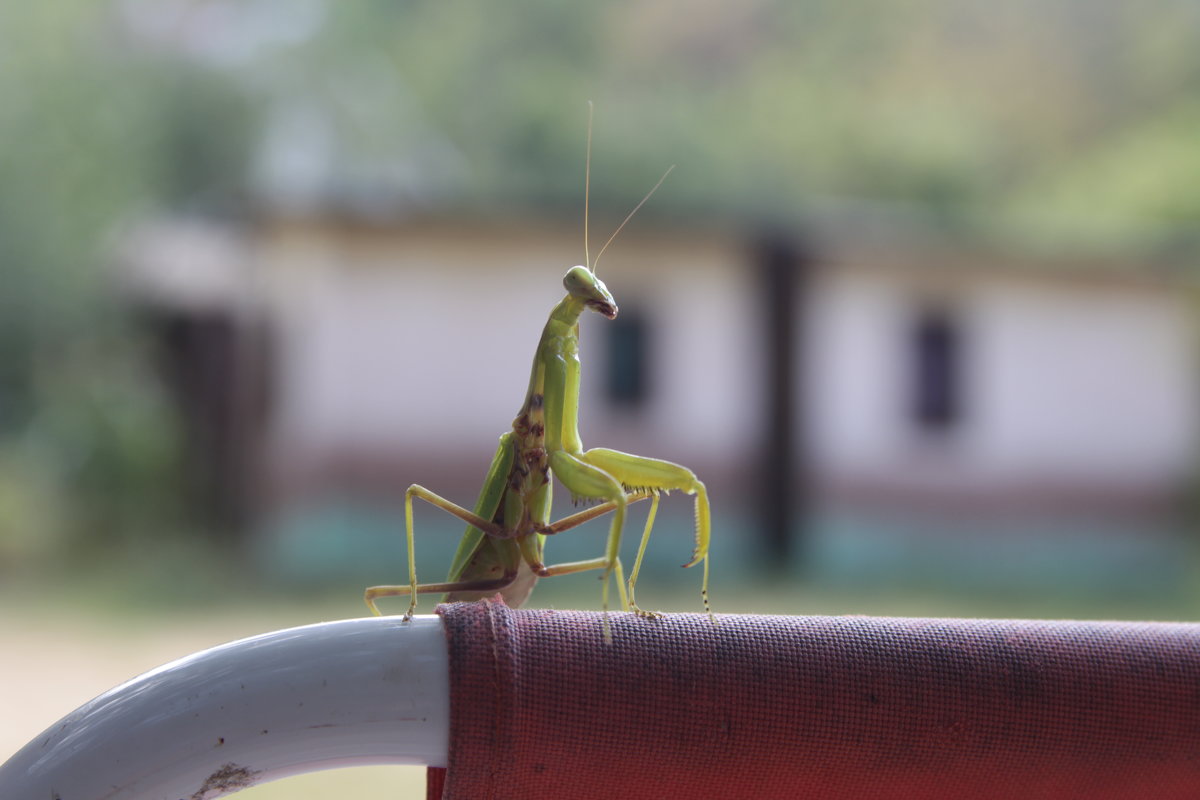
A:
[445, 432, 515, 581]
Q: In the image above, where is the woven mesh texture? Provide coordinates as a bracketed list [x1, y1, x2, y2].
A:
[427, 599, 1200, 799]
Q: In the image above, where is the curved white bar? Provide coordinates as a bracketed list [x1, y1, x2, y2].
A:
[0, 615, 448, 799]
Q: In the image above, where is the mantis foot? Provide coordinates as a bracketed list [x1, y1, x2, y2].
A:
[629, 604, 664, 620]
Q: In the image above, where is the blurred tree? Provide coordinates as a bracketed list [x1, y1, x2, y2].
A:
[0, 2, 255, 563]
[254, 0, 1200, 245]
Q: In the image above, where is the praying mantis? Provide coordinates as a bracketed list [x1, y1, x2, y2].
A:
[365, 112, 711, 625]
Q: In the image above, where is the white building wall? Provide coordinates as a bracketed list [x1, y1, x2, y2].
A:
[259, 224, 754, 481]
[807, 271, 913, 477]
[970, 279, 1198, 485]
[581, 236, 758, 469]
[262, 226, 571, 459]
[807, 264, 1199, 493]
[232, 217, 1200, 507]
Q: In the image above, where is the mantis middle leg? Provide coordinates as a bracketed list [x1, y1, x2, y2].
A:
[517, 492, 655, 613]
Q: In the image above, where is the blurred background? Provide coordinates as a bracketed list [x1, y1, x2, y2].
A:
[5, 0, 1200, 795]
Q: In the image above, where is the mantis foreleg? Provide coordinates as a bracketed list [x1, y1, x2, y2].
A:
[547, 449, 628, 616]
[575, 447, 713, 621]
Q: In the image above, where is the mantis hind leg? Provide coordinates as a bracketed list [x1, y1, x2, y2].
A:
[578, 447, 713, 622]
[364, 573, 518, 616]
[364, 483, 507, 621]
[368, 435, 516, 620]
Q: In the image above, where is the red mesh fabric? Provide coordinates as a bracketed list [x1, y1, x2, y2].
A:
[427, 599, 1200, 799]
[425, 766, 446, 799]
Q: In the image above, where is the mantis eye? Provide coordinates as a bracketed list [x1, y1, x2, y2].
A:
[563, 265, 593, 293]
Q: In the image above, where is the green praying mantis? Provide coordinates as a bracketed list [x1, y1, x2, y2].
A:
[364, 114, 711, 625]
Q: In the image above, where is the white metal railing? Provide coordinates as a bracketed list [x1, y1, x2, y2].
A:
[0, 615, 448, 799]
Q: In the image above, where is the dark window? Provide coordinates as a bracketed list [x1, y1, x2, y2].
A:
[910, 307, 962, 431]
[605, 308, 650, 407]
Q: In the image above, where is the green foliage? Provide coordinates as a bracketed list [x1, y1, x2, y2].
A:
[260, 0, 1200, 244]
[0, 3, 253, 563]
[1006, 100, 1200, 247]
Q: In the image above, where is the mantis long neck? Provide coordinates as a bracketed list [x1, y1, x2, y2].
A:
[513, 295, 587, 454]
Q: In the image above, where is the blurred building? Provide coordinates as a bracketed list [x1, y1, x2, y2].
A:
[118, 205, 1200, 587]
[98, 0, 1200, 590]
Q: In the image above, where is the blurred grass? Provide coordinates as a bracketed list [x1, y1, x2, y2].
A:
[237, 767, 428, 799]
[7, 529, 1200, 624]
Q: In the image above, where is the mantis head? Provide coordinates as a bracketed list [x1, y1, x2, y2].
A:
[564, 265, 618, 320]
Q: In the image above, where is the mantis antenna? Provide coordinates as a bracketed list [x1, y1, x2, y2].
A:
[591, 164, 675, 275]
[584, 100, 594, 273]
[582, 103, 675, 275]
